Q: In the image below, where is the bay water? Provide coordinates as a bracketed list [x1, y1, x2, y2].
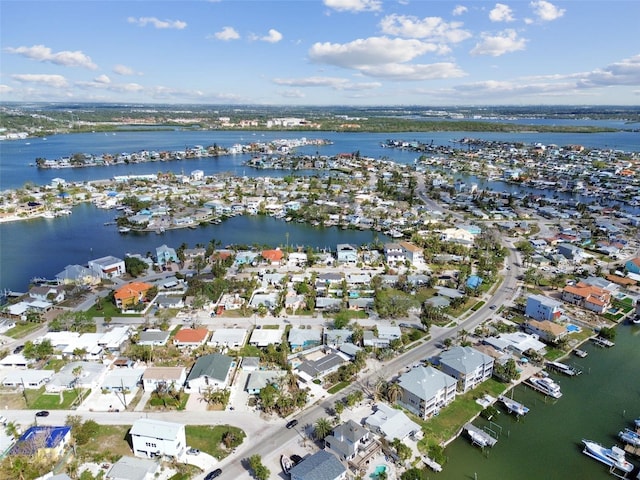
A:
[435, 322, 640, 480]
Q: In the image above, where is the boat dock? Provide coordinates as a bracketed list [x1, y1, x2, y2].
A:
[464, 423, 498, 448]
[591, 336, 615, 347]
[498, 395, 530, 416]
[546, 361, 582, 376]
[422, 455, 443, 472]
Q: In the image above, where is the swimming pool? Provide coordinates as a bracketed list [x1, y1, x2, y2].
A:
[566, 324, 581, 333]
[371, 465, 387, 478]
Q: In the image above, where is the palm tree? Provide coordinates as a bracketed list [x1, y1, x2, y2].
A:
[386, 382, 403, 403]
[314, 417, 333, 441]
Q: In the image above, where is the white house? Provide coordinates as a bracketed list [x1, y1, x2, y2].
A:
[208, 328, 248, 348]
[142, 367, 187, 392]
[397, 366, 457, 419]
[525, 294, 563, 321]
[88, 256, 126, 279]
[438, 346, 494, 393]
[129, 418, 186, 459]
[184, 353, 234, 393]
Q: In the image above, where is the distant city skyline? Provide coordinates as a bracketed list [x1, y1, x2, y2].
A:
[1, 0, 639, 106]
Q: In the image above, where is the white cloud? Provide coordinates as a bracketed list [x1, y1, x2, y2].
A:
[0, 84, 13, 94]
[489, 3, 515, 22]
[309, 37, 441, 68]
[214, 26, 240, 41]
[452, 5, 468, 16]
[261, 29, 283, 43]
[280, 89, 306, 98]
[530, 1, 565, 21]
[127, 16, 187, 29]
[113, 64, 139, 76]
[4, 44, 97, 70]
[323, 0, 382, 12]
[470, 29, 527, 56]
[94, 74, 111, 84]
[358, 62, 466, 80]
[273, 76, 382, 90]
[577, 54, 640, 88]
[11, 74, 68, 88]
[379, 14, 472, 43]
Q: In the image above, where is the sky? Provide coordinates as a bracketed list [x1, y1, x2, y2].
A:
[1, 0, 639, 106]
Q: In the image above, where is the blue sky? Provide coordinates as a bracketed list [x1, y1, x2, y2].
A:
[1, 0, 639, 106]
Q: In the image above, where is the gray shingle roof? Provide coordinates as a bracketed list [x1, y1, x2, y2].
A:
[290, 450, 346, 480]
[186, 353, 233, 382]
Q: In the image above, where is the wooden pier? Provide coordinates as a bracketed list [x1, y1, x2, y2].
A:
[591, 336, 615, 348]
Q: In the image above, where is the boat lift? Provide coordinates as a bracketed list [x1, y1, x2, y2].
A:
[464, 423, 498, 448]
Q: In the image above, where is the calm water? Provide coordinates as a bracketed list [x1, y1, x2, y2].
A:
[2, 129, 640, 190]
[0, 203, 386, 291]
[436, 323, 640, 480]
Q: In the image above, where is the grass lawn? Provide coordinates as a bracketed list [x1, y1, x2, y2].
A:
[85, 301, 134, 318]
[30, 389, 89, 409]
[186, 425, 245, 459]
[417, 378, 508, 449]
[235, 344, 262, 357]
[76, 425, 133, 463]
[43, 358, 68, 371]
[327, 381, 350, 394]
[5, 322, 43, 339]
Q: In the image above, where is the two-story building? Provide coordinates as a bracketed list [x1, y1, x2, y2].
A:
[129, 419, 186, 459]
[562, 282, 611, 314]
[525, 294, 563, 321]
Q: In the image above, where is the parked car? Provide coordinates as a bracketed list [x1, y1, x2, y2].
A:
[35, 410, 49, 417]
[187, 448, 200, 455]
[205, 469, 222, 480]
[286, 419, 298, 429]
[291, 454, 303, 465]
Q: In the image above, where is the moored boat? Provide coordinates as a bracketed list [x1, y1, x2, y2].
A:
[118, 227, 131, 233]
[582, 439, 634, 473]
[619, 428, 640, 447]
[527, 375, 563, 398]
[547, 360, 579, 376]
[498, 395, 530, 416]
[574, 349, 588, 358]
[281, 455, 293, 475]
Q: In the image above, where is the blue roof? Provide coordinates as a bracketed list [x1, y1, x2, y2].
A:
[467, 275, 483, 289]
[11, 426, 71, 455]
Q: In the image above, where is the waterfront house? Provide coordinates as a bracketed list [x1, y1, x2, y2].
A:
[114, 282, 153, 310]
[524, 319, 568, 343]
[399, 240, 424, 266]
[562, 282, 611, 314]
[290, 450, 347, 480]
[384, 243, 405, 265]
[483, 332, 546, 355]
[184, 353, 233, 393]
[155, 244, 178, 266]
[525, 294, 563, 321]
[10, 426, 71, 460]
[325, 419, 375, 462]
[437, 346, 494, 393]
[56, 264, 101, 286]
[28, 285, 65, 303]
[261, 248, 284, 265]
[106, 456, 160, 480]
[397, 366, 457, 419]
[173, 328, 209, 349]
[365, 402, 422, 442]
[130, 418, 186, 459]
[88, 255, 126, 279]
[142, 367, 187, 392]
[336, 244, 358, 264]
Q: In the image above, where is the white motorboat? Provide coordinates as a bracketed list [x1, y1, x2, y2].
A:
[281, 455, 293, 475]
[528, 375, 563, 398]
[582, 439, 634, 473]
[547, 361, 579, 376]
[619, 428, 640, 447]
[499, 395, 530, 416]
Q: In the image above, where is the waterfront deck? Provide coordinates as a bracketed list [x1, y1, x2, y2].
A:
[591, 336, 615, 348]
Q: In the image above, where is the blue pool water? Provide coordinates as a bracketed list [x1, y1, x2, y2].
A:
[566, 324, 581, 333]
[371, 465, 386, 478]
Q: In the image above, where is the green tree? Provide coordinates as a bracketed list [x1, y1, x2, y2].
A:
[248, 454, 270, 480]
[314, 417, 333, 441]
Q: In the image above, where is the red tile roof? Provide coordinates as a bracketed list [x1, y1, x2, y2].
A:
[174, 328, 209, 344]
